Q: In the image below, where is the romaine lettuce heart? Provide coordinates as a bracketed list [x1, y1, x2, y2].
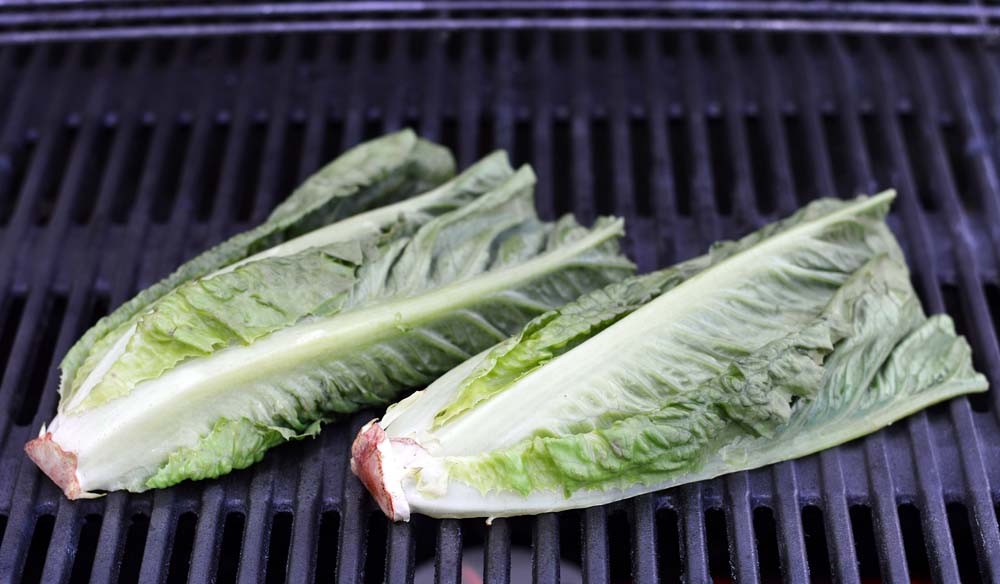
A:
[355, 191, 988, 520]
[27, 137, 634, 498]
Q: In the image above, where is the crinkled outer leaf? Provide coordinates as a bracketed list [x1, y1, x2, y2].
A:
[65, 152, 514, 413]
[72, 239, 374, 412]
[145, 417, 322, 489]
[372, 191, 988, 518]
[59, 129, 454, 408]
[43, 164, 633, 494]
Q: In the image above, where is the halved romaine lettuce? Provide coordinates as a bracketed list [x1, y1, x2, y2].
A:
[353, 191, 988, 520]
[26, 137, 634, 499]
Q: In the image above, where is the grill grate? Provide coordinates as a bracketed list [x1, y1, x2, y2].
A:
[0, 27, 999, 583]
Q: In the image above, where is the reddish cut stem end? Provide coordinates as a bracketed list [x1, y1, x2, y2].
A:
[350, 420, 411, 522]
[25, 432, 86, 500]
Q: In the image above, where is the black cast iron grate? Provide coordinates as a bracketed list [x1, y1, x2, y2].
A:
[0, 26, 999, 584]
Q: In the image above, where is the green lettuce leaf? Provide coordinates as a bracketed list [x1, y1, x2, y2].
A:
[65, 151, 513, 413]
[59, 129, 454, 408]
[360, 191, 988, 520]
[145, 417, 322, 489]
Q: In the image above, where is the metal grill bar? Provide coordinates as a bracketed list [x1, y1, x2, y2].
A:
[720, 32, 812, 583]
[1, 28, 999, 584]
[0, 44, 98, 580]
[33, 46, 125, 584]
[788, 35, 860, 584]
[903, 38, 1000, 581]
[819, 60, 897, 584]
[3, 17, 1000, 46]
[134, 39, 234, 584]
[869, 37, 965, 582]
[0, 1, 996, 23]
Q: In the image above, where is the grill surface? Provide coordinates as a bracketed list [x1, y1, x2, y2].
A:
[0, 24, 999, 584]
